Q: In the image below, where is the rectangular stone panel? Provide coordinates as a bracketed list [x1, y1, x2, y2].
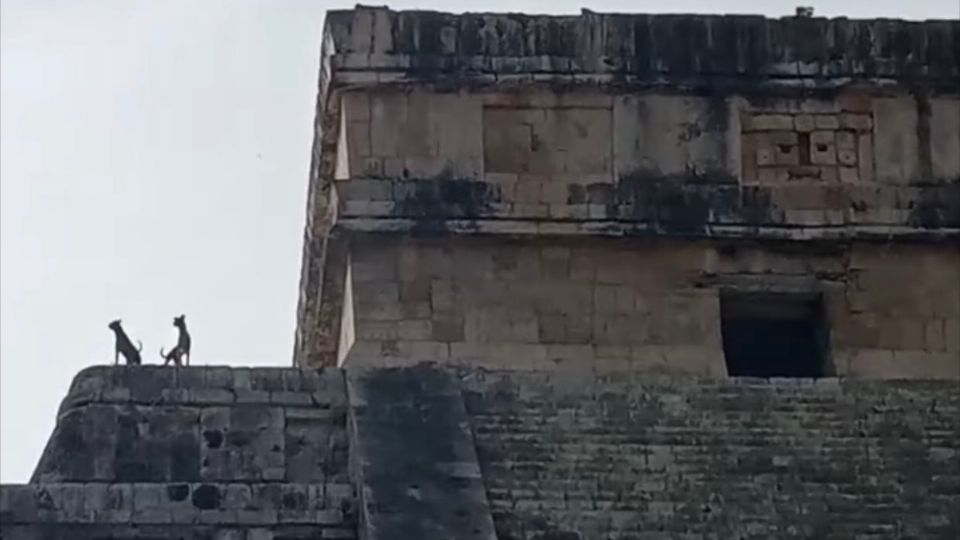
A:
[483, 105, 612, 176]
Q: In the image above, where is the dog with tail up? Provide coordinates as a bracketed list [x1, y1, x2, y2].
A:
[108, 319, 142, 366]
[161, 314, 191, 367]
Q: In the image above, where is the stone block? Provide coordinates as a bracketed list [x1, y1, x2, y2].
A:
[403, 156, 447, 179]
[873, 97, 918, 184]
[771, 184, 832, 210]
[236, 510, 278, 525]
[945, 319, 960, 353]
[512, 202, 549, 218]
[432, 313, 465, 342]
[930, 98, 960, 180]
[429, 280, 455, 312]
[234, 390, 270, 404]
[545, 344, 593, 369]
[839, 92, 872, 113]
[350, 252, 398, 283]
[513, 175, 541, 202]
[269, 391, 312, 406]
[346, 121, 371, 166]
[341, 199, 394, 216]
[321, 528, 358, 538]
[794, 114, 815, 132]
[537, 314, 567, 343]
[337, 179, 391, 201]
[539, 178, 569, 204]
[809, 131, 837, 166]
[617, 95, 731, 177]
[400, 278, 431, 302]
[352, 157, 381, 180]
[758, 167, 789, 184]
[814, 114, 840, 130]
[593, 284, 620, 313]
[594, 345, 631, 361]
[818, 165, 839, 182]
[925, 320, 946, 352]
[857, 133, 874, 182]
[756, 146, 774, 166]
[370, 92, 406, 157]
[891, 350, 960, 379]
[848, 348, 896, 377]
[397, 320, 432, 341]
[839, 166, 859, 183]
[836, 131, 856, 150]
[746, 114, 794, 131]
[593, 314, 648, 346]
[453, 246, 495, 281]
[393, 340, 449, 362]
[483, 108, 533, 174]
[838, 149, 857, 167]
[341, 92, 370, 122]
[739, 132, 759, 183]
[629, 345, 669, 370]
[839, 113, 873, 132]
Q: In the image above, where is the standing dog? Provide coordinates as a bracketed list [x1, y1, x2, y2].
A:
[161, 314, 191, 367]
[108, 320, 142, 366]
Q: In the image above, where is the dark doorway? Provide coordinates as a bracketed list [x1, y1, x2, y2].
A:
[720, 292, 830, 378]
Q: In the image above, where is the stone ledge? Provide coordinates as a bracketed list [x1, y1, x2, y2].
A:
[455, 366, 960, 394]
[0, 525, 358, 540]
[336, 216, 960, 243]
[323, 7, 960, 88]
[31, 366, 352, 486]
[60, 365, 347, 414]
[0, 482, 354, 525]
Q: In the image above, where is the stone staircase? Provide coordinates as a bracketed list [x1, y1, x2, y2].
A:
[461, 371, 960, 540]
[3, 365, 958, 539]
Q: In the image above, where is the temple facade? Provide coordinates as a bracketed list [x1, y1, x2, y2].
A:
[294, 7, 960, 379]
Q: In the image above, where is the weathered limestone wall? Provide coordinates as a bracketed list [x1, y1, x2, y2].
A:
[294, 7, 960, 372]
[1, 366, 356, 539]
[339, 236, 960, 378]
[4, 364, 959, 538]
[334, 89, 960, 236]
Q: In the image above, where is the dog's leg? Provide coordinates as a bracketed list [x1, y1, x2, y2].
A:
[115, 349, 119, 366]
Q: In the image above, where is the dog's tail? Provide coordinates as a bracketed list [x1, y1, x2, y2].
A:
[137, 340, 143, 352]
[160, 347, 167, 360]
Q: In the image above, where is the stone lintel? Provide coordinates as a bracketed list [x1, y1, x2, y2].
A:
[321, 7, 959, 90]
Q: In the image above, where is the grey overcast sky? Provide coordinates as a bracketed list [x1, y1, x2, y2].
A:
[1, 0, 957, 483]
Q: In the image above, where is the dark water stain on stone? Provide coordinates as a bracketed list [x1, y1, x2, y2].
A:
[191, 484, 221, 510]
[166, 483, 189, 502]
[909, 180, 960, 229]
[610, 168, 748, 233]
[393, 172, 501, 235]
[202, 429, 224, 449]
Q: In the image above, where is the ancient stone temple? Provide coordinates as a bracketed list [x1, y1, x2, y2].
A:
[293, 7, 960, 379]
[3, 6, 959, 540]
